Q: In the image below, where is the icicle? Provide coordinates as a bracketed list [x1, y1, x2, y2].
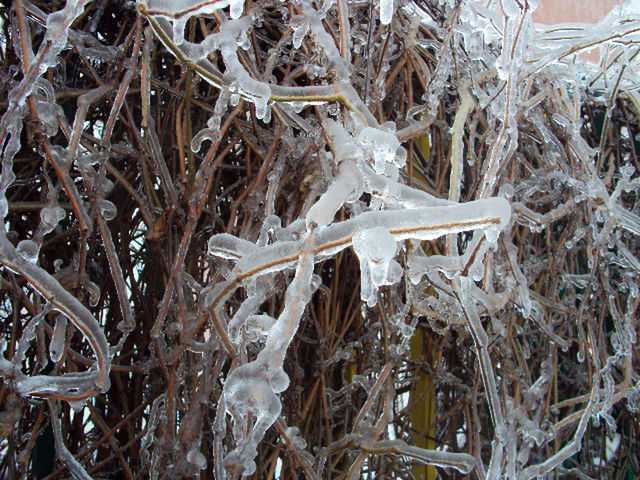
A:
[49, 314, 68, 363]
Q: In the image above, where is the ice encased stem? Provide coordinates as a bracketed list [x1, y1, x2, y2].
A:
[222, 235, 316, 475]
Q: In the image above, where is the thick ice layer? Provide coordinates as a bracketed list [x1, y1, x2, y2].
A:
[143, 0, 232, 17]
[0, 233, 110, 395]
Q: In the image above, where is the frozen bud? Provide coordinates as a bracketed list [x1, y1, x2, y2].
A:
[245, 314, 276, 342]
[620, 164, 635, 179]
[229, 0, 244, 18]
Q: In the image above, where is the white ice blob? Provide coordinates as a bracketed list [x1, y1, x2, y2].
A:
[380, 0, 394, 25]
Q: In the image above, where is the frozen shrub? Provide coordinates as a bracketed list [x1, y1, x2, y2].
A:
[0, 0, 639, 478]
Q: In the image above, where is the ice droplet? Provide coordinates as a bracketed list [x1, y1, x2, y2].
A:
[41, 206, 66, 229]
[187, 448, 207, 470]
[353, 227, 397, 284]
[172, 17, 187, 45]
[269, 368, 290, 393]
[98, 199, 117, 220]
[17, 240, 39, 263]
[254, 94, 269, 121]
[284, 426, 307, 449]
[483, 224, 501, 243]
[291, 17, 309, 49]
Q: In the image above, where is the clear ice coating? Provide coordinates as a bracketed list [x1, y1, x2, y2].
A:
[143, 0, 232, 17]
[221, 234, 316, 475]
[208, 233, 258, 260]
